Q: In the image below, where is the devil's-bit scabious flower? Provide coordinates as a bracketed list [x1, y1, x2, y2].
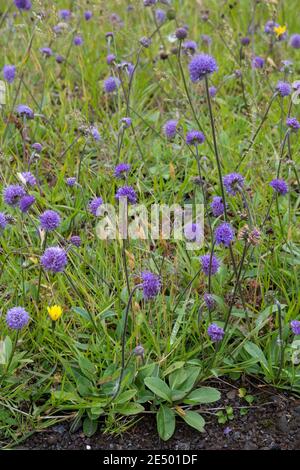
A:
[40, 47, 53, 57]
[70, 235, 81, 247]
[41, 247, 67, 273]
[211, 196, 224, 217]
[182, 40, 197, 54]
[104, 76, 119, 93]
[223, 173, 244, 196]
[14, 0, 31, 10]
[88, 197, 103, 216]
[184, 223, 202, 243]
[201, 34, 212, 45]
[47, 305, 63, 321]
[32, 142, 42, 153]
[189, 53, 217, 82]
[276, 81, 291, 97]
[3, 185, 26, 206]
[19, 194, 35, 213]
[291, 320, 300, 335]
[163, 119, 178, 140]
[269, 178, 288, 195]
[66, 177, 76, 187]
[40, 210, 61, 231]
[120, 117, 132, 128]
[289, 34, 300, 49]
[115, 186, 137, 204]
[3, 65, 16, 84]
[90, 126, 101, 141]
[0, 213, 7, 230]
[16, 104, 34, 119]
[114, 163, 131, 178]
[140, 36, 152, 48]
[204, 293, 215, 311]
[56, 55, 64, 64]
[59, 9, 71, 20]
[207, 323, 224, 342]
[200, 254, 220, 276]
[133, 344, 144, 356]
[286, 117, 300, 131]
[74, 35, 83, 46]
[215, 222, 234, 247]
[186, 130, 205, 146]
[252, 56, 265, 69]
[155, 9, 166, 24]
[209, 86, 217, 97]
[144, 0, 157, 5]
[107, 53, 116, 64]
[84, 10, 92, 20]
[240, 36, 250, 46]
[6, 306, 30, 330]
[175, 27, 188, 40]
[141, 271, 161, 300]
[20, 171, 36, 186]
[265, 20, 278, 34]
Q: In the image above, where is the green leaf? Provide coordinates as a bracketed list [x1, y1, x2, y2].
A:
[72, 307, 91, 322]
[156, 405, 175, 441]
[163, 361, 185, 377]
[115, 403, 144, 416]
[115, 389, 137, 404]
[78, 355, 96, 381]
[169, 368, 188, 390]
[83, 416, 98, 437]
[144, 377, 172, 402]
[244, 341, 269, 370]
[184, 387, 221, 404]
[88, 406, 104, 419]
[181, 410, 205, 432]
[175, 366, 201, 393]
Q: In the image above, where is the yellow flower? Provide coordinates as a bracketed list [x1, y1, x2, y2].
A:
[273, 25, 287, 38]
[47, 305, 63, 321]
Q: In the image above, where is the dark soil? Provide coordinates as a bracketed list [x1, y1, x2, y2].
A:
[20, 378, 300, 450]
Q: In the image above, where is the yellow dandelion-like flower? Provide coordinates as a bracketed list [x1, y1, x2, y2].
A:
[47, 305, 63, 321]
[273, 25, 287, 38]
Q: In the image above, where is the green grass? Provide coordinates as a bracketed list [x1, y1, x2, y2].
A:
[0, 0, 299, 446]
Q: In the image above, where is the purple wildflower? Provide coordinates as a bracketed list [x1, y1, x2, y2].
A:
[0, 213, 7, 230]
[207, 323, 224, 342]
[70, 235, 81, 247]
[88, 197, 103, 216]
[40, 210, 61, 231]
[14, 0, 31, 10]
[209, 86, 217, 97]
[291, 320, 300, 335]
[90, 126, 101, 141]
[144, 0, 157, 5]
[56, 55, 64, 64]
[286, 117, 300, 131]
[3, 185, 26, 206]
[215, 222, 234, 247]
[211, 196, 224, 217]
[204, 293, 215, 311]
[289, 34, 300, 49]
[19, 194, 35, 213]
[66, 177, 76, 187]
[59, 9, 71, 20]
[200, 254, 220, 276]
[264, 20, 278, 34]
[164, 119, 178, 140]
[84, 11, 92, 21]
[175, 27, 188, 40]
[155, 9, 166, 24]
[182, 40, 197, 54]
[133, 344, 144, 356]
[269, 179, 288, 195]
[141, 271, 161, 300]
[74, 35, 83, 46]
[16, 104, 34, 119]
[240, 36, 250, 46]
[223, 173, 244, 196]
[115, 186, 137, 204]
[184, 222, 202, 243]
[121, 117, 132, 128]
[252, 56, 265, 69]
[104, 76, 119, 93]
[140, 37, 152, 48]
[186, 130, 205, 146]
[107, 54, 116, 65]
[40, 47, 53, 57]
[276, 81, 291, 97]
[189, 53, 217, 82]
[6, 307, 30, 330]
[41, 247, 68, 273]
[114, 163, 131, 178]
[3, 65, 16, 84]
[32, 142, 42, 153]
[201, 34, 212, 45]
[20, 172, 36, 186]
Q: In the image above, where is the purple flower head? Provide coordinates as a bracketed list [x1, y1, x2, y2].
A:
[121, 117, 132, 129]
[66, 177, 76, 187]
[269, 178, 288, 195]
[293, 81, 300, 91]
[107, 54, 116, 65]
[114, 163, 131, 178]
[141, 271, 161, 300]
[291, 320, 300, 335]
[215, 222, 234, 247]
[223, 173, 244, 196]
[201, 34, 212, 45]
[88, 197, 103, 216]
[41, 246, 67, 273]
[105, 32, 114, 40]
[252, 56, 265, 69]
[184, 222, 202, 243]
[0, 213, 7, 230]
[209, 86, 217, 97]
[204, 293, 215, 311]
[32, 142, 42, 153]
[186, 130, 205, 146]
[140, 36, 152, 48]
[14, 0, 31, 10]
[175, 27, 188, 40]
[16, 104, 34, 119]
[143, 0, 157, 6]
[115, 186, 137, 204]
[74, 35, 83, 46]
[208, 323, 224, 342]
[289, 34, 300, 49]
[264, 20, 278, 34]
[84, 11, 92, 21]
[286, 117, 300, 131]
[189, 53, 218, 82]
[276, 81, 291, 97]
[155, 9, 166, 24]
[234, 69, 242, 78]
[3, 65, 16, 84]
[40, 210, 61, 232]
[19, 194, 35, 213]
[211, 196, 224, 217]
[163, 119, 178, 140]
[6, 307, 30, 330]
[200, 254, 220, 276]
[240, 36, 250, 46]
[59, 9, 71, 20]
[133, 344, 144, 356]
[104, 76, 120, 93]
[40, 47, 53, 57]
[70, 235, 81, 247]
[3, 185, 26, 206]
[90, 126, 101, 141]
[20, 171, 36, 186]
[183, 40, 197, 54]
[56, 55, 64, 64]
